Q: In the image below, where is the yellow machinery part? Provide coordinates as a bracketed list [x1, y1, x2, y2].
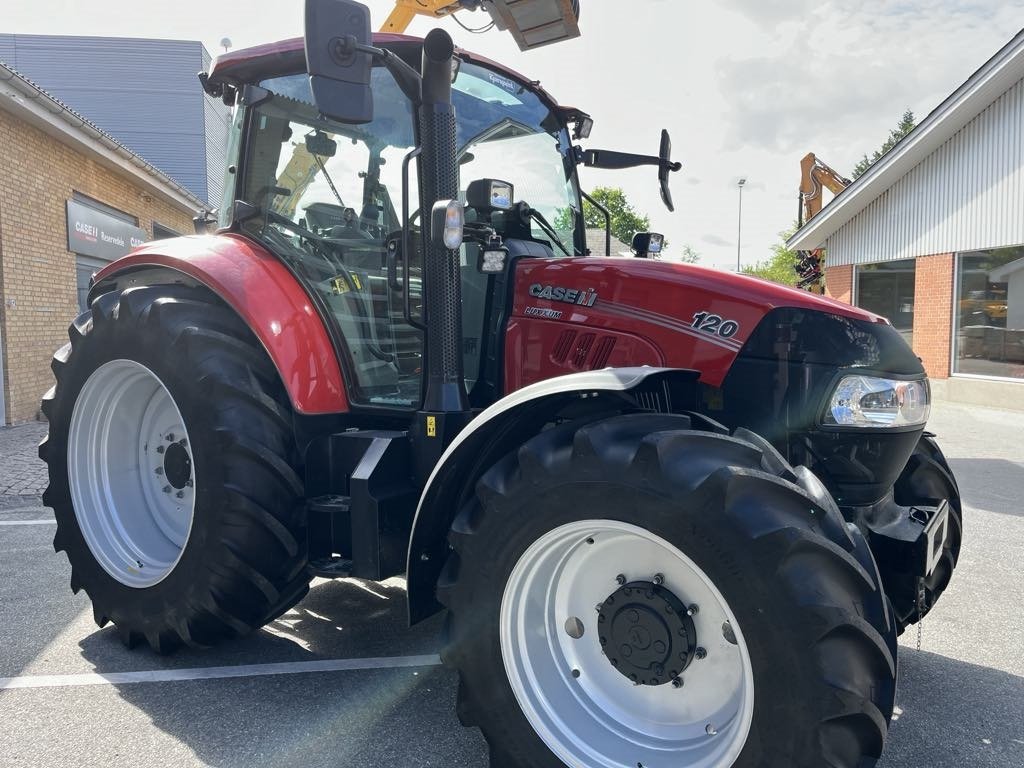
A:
[381, 0, 466, 33]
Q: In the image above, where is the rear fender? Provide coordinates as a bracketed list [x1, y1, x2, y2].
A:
[405, 366, 699, 624]
[90, 233, 348, 414]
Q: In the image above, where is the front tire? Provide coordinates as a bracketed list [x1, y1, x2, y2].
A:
[889, 433, 963, 630]
[440, 413, 897, 767]
[40, 284, 310, 652]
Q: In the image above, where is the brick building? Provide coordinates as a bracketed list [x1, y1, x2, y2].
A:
[790, 29, 1024, 410]
[0, 61, 203, 424]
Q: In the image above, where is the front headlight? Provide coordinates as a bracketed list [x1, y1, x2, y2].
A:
[824, 375, 930, 428]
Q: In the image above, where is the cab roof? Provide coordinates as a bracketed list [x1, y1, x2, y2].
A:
[207, 33, 573, 115]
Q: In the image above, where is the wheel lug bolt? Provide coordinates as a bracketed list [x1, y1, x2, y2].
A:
[176, 490, 184, 499]
[672, 677, 683, 689]
[706, 724, 717, 736]
[186, 480, 194, 488]
[616, 574, 626, 586]
[695, 647, 707, 660]
[687, 604, 700, 616]
[162, 485, 172, 494]
[156, 445, 165, 454]
[155, 467, 164, 475]
[653, 573, 664, 586]
[179, 438, 188, 448]
[166, 433, 174, 442]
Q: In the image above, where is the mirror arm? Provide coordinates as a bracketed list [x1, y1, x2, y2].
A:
[582, 148, 681, 174]
[583, 148, 658, 170]
[336, 35, 423, 105]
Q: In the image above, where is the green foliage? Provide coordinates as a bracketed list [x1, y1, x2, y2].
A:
[674, 244, 700, 264]
[583, 186, 651, 247]
[852, 109, 916, 179]
[742, 225, 801, 286]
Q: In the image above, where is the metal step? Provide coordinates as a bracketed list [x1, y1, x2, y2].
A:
[308, 494, 351, 515]
[307, 555, 354, 579]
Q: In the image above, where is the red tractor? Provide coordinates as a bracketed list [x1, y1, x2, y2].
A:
[40, 2, 961, 765]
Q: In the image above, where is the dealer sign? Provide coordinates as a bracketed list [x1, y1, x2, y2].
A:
[66, 200, 148, 261]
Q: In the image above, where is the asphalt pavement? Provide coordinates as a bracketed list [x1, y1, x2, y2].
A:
[0, 401, 1021, 768]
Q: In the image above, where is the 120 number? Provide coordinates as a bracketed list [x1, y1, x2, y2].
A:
[691, 312, 739, 339]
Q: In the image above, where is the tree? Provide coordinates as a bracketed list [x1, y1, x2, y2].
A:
[582, 186, 651, 247]
[674, 244, 701, 264]
[852, 109, 916, 179]
[742, 225, 801, 286]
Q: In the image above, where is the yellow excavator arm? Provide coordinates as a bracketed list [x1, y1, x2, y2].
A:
[795, 152, 852, 294]
[381, 0, 466, 34]
[379, 0, 581, 51]
[799, 152, 852, 226]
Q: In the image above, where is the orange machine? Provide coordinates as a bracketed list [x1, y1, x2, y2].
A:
[381, 0, 581, 50]
[796, 152, 851, 292]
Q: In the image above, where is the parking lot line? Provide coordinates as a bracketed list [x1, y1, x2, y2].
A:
[0, 519, 56, 525]
[0, 654, 443, 690]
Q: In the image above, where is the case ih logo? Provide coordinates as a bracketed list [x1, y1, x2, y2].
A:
[529, 283, 598, 307]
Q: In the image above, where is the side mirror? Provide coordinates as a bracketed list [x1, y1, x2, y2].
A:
[304, 0, 374, 124]
[658, 130, 681, 213]
[631, 232, 664, 258]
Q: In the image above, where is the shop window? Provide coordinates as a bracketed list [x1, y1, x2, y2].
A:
[954, 246, 1024, 380]
[856, 259, 916, 347]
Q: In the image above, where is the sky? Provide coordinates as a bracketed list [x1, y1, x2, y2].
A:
[5, 0, 1024, 269]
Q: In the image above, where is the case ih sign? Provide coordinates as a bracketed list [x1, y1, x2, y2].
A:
[66, 200, 147, 261]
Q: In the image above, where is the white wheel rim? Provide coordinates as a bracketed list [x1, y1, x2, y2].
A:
[500, 520, 754, 768]
[67, 359, 196, 588]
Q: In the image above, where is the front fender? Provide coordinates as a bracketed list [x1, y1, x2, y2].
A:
[406, 366, 699, 624]
[91, 233, 348, 414]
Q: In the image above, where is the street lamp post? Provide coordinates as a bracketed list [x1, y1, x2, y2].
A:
[736, 177, 746, 272]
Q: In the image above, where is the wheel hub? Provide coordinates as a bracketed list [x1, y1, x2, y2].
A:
[163, 441, 192, 489]
[598, 580, 697, 686]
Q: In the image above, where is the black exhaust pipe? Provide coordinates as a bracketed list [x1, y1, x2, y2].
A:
[417, 28, 468, 416]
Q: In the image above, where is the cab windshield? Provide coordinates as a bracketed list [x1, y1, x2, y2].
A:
[239, 58, 580, 407]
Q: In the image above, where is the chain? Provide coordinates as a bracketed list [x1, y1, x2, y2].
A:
[916, 582, 926, 651]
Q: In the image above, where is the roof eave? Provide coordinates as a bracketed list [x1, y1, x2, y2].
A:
[788, 28, 1024, 252]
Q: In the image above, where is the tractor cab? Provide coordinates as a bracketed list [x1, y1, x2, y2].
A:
[209, 39, 583, 410]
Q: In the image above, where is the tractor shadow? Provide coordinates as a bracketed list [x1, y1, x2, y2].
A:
[77, 578, 487, 767]
[945, 458, 1024, 518]
[880, 649, 1024, 767]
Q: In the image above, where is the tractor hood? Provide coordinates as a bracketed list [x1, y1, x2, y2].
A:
[507, 256, 895, 391]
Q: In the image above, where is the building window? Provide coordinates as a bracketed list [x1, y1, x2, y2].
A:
[855, 259, 916, 347]
[954, 246, 1024, 380]
[152, 223, 181, 240]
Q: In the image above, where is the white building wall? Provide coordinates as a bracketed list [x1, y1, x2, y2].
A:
[826, 76, 1024, 265]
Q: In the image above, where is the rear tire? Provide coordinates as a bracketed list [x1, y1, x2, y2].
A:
[40, 284, 309, 652]
[440, 413, 897, 768]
